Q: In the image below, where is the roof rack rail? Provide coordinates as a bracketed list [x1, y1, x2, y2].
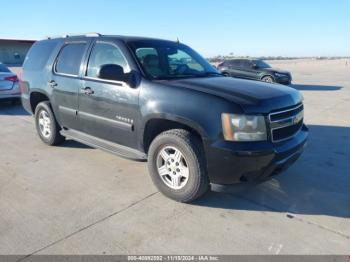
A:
[85, 32, 101, 37]
[46, 32, 101, 40]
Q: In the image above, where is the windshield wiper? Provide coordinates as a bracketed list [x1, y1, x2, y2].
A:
[152, 72, 223, 80]
[204, 72, 223, 76]
[190, 72, 224, 78]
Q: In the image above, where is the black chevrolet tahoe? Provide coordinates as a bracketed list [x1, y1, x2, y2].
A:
[21, 33, 308, 202]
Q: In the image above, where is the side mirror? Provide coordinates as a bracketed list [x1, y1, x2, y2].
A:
[98, 64, 125, 82]
[251, 63, 258, 69]
[98, 64, 140, 88]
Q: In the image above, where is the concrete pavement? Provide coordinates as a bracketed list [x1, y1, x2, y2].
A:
[0, 60, 349, 257]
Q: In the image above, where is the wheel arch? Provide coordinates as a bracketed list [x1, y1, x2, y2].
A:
[29, 90, 51, 113]
[261, 74, 275, 81]
[141, 114, 207, 153]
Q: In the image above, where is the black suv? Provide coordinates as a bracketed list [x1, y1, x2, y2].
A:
[217, 59, 292, 85]
[21, 34, 307, 202]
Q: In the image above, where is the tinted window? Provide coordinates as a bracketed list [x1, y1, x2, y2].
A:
[55, 43, 86, 76]
[241, 60, 252, 69]
[229, 60, 240, 67]
[87, 42, 129, 78]
[131, 41, 218, 79]
[136, 47, 158, 61]
[168, 49, 205, 73]
[0, 64, 11, 72]
[23, 40, 57, 71]
[233, 60, 246, 68]
[255, 60, 271, 68]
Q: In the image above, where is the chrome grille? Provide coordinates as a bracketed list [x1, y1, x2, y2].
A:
[269, 104, 304, 142]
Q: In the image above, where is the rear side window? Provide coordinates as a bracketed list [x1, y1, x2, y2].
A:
[23, 41, 57, 71]
[229, 60, 239, 68]
[241, 60, 252, 69]
[235, 60, 245, 68]
[55, 43, 86, 76]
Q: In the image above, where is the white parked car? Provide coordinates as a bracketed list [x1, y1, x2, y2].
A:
[0, 63, 20, 102]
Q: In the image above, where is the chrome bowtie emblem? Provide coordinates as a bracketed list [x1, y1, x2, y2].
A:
[293, 111, 303, 124]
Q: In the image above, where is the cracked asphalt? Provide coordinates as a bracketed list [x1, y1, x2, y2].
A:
[0, 59, 349, 257]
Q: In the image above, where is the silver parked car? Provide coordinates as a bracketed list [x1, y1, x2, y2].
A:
[0, 63, 20, 102]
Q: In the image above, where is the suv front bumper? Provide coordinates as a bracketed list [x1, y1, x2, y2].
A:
[204, 124, 308, 184]
[275, 75, 292, 85]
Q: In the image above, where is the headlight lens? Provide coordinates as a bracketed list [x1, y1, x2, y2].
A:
[222, 113, 267, 141]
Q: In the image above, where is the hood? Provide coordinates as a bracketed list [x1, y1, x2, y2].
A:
[162, 76, 302, 114]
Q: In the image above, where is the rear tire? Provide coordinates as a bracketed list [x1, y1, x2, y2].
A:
[34, 101, 65, 146]
[147, 129, 209, 203]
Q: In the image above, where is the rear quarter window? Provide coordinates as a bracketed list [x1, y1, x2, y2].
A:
[23, 40, 58, 71]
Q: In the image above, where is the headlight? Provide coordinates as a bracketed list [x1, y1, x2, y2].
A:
[275, 72, 287, 77]
[222, 113, 267, 141]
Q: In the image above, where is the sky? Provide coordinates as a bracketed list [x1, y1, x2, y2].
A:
[1, 0, 349, 57]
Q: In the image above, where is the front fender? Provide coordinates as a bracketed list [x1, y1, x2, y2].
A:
[141, 113, 208, 139]
[138, 80, 242, 143]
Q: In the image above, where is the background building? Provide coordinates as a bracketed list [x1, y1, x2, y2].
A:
[0, 39, 35, 65]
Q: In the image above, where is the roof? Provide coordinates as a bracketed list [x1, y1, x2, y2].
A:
[0, 38, 36, 44]
[45, 33, 177, 43]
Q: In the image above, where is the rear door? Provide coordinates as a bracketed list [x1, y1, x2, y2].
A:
[78, 40, 140, 148]
[50, 41, 90, 130]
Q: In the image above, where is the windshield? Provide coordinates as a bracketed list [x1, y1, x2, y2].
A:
[128, 40, 220, 80]
[255, 60, 271, 69]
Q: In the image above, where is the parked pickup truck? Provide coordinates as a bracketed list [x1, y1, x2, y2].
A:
[21, 33, 308, 202]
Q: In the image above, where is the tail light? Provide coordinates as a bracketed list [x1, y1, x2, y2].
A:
[5, 75, 18, 82]
[18, 70, 28, 94]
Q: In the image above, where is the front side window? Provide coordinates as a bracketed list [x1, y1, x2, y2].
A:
[129, 41, 219, 80]
[255, 60, 271, 69]
[87, 42, 129, 78]
[55, 43, 86, 76]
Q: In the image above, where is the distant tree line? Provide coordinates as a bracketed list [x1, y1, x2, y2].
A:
[207, 55, 350, 63]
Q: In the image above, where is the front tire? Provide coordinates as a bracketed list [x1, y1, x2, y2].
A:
[35, 101, 65, 146]
[261, 75, 274, 83]
[147, 129, 209, 203]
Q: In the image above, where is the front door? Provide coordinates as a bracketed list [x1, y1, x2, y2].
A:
[78, 40, 140, 148]
[51, 41, 89, 130]
[228, 60, 245, 78]
[239, 60, 259, 80]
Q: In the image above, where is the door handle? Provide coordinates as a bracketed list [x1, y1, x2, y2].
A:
[48, 80, 57, 88]
[81, 87, 94, 95]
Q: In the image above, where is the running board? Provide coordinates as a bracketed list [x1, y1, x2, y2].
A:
[60, 129, 147, 161]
